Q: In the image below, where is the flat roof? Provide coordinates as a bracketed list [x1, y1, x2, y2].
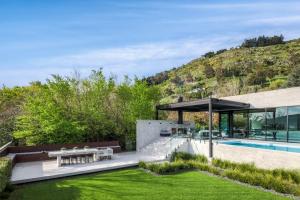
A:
[157, 98, 250, 112]
[221, 87, 300, 108]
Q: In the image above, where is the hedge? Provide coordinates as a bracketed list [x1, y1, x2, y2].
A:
[170, 151, 208, 163]
[0, 157, 12, 193]
[223, 169, 300, 196]
[138, 160, 219, 175]
[212, 158, 300, 185]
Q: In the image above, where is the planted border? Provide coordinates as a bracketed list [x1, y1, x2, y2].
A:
[139, 152, 300, 196]
[0, 157, 12, 193]
[212, 159, 300, 185]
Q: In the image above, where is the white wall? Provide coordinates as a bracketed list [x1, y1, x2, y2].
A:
[189, 139, 210, 157]
[136, 120, 194, 151]
[176, 139, 189, 153]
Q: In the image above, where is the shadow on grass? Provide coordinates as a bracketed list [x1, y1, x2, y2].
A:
[8, 182, 81, 200]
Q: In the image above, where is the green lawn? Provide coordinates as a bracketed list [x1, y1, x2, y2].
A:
[9, 169, 290, 200]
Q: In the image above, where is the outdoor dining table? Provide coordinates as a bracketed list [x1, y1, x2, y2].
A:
[48, 148, 113, 167]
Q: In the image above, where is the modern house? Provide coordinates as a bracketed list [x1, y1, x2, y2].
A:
[5, 87, 300, 184]
[136, 87, 300, 169]
[156, 86, 300, 142]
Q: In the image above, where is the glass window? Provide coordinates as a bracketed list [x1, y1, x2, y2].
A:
[220, 113, 229, 137]
[288, 106, 300, 142]
[249, 110, 265, 140]
[265, 109, 276, 141]
[233, 111, 248, 138]
[275, 107, 287, 142]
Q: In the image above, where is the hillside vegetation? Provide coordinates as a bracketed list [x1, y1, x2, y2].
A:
[1, 35, 300, 147]
[145, 36, 300, 103]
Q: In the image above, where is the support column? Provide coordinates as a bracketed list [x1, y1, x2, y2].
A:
[178, 96, 183, 124]
[229, 111, 233, 138]
[287, 106, 289, 142]
[209, 99, 213, 158]
[218, 112, 221, 133]
[178, 110, 183, 124]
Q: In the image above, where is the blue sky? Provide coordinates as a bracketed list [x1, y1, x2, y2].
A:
[1, 0, 300, 86]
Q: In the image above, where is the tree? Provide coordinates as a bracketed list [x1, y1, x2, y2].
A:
[171, 75, 184, 86]
[241, 35, 284, 48]
[204, 65, 215, 78]
[246, 68, 267, 86]
[0, 86, 28, 145]
[287, 64, 300, 87]
[13, 70, 161, 149]
[185, 73, 194, 83]
[203, 51, 215, 58]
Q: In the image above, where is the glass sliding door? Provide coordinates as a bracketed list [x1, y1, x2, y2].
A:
[275, 107, 288, 142]
[233, 111, 248, 138]
[288, 106, 300, 142]
[248, 110, 265, 140]
[218, 106, 300, 143]
[220, 112, 229, 138]
[265, 108, 276, 141]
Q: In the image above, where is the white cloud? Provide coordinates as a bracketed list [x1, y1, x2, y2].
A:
[246, 15, 300, 26]
[44, 37, 239, 65]
[0, 36, 244, 87]
[33, 36, 242, 78]
[180, 1, 300, 11]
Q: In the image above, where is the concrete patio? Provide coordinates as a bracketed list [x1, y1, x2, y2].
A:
[11, 152, 164, 184]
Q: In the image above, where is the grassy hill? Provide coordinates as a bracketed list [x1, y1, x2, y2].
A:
[145, 38, 300, 104]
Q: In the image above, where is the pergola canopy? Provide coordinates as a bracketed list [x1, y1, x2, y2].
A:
[156, 97, 250, 158]
[156, 98, 250, 112]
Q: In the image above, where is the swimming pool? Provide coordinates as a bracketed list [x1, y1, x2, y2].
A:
[221, 141, 300, 153]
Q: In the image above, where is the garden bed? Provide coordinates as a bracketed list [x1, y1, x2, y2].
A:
[139, 152, 300, 197]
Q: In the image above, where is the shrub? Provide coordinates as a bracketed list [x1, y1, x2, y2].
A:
[212, 158, 300, 185]
[193, 162, 221, 175]
[170, 152, 193, 162]
[138, 161, 147, 169]
[170, 152, 208, 163]
[195, 155, 208, 163]
[223, 168, 300, 195]
[140, 161, 193, 175]
[204, 65, 215, 78]
[139, 159, 221, 176]
[0, 157, 12, 193]
[271, 169, 300, 185]
[141, 157, 300, 196]
[212, 159, 238, 169]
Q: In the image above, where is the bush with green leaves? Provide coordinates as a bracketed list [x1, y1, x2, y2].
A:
[223, 169, 300, 195]
[170, 151, 208, 163]
[0, 157, 12, 193]
[189, 161, 221, 176]
[12, 70, 161, 148]
[212, 158, 300, 185]
[140, 161, 192, 175]
[139, 159, 220, 176]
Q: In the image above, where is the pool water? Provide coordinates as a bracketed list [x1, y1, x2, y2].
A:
[221, 141, 300, 153]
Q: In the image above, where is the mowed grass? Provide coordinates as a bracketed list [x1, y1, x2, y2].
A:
[9, 169, 290, 200]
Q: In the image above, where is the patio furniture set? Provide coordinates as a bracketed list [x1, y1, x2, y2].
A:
[48, 146, 114, 167]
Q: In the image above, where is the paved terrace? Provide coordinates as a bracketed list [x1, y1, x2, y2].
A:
[11, 152, 164, 184]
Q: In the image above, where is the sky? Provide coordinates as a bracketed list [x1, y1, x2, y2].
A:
[1, 0, 300, 87]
